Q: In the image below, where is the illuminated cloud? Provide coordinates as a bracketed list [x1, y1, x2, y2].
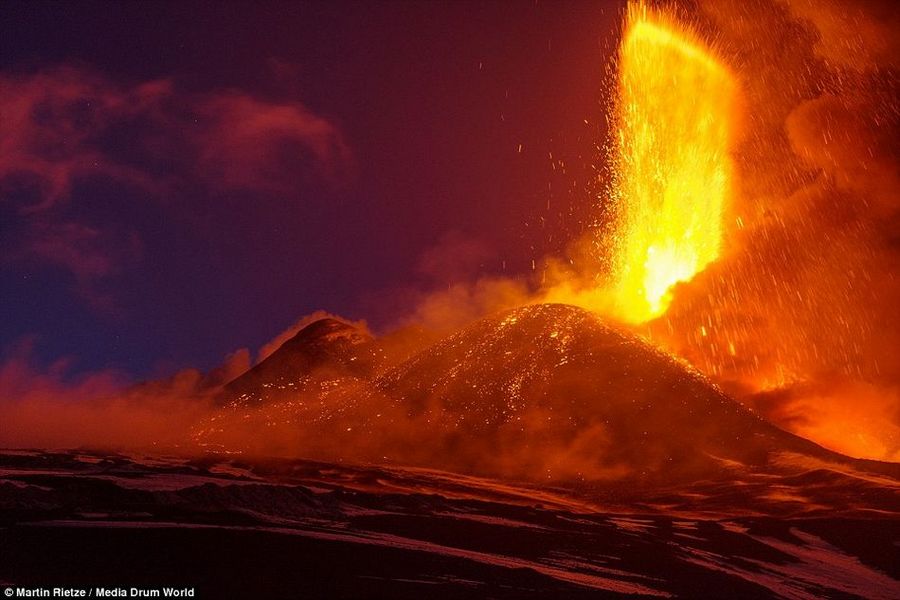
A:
[0, 66, 351, 307]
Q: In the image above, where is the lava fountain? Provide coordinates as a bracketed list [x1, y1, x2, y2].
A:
[609, 4, 738, 323]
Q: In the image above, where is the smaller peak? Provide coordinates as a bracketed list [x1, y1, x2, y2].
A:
[301, 318, 358, 334]
[288, 318, 372, 346]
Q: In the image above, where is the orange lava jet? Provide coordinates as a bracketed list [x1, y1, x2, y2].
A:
[609, 3, 738, 323]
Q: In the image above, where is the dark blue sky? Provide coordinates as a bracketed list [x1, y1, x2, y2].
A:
[1, 1, 622, 379]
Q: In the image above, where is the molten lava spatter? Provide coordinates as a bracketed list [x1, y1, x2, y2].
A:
[610, 4, 737, 323]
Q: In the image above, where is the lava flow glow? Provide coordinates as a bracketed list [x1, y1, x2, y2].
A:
[609, 4, 737, 323]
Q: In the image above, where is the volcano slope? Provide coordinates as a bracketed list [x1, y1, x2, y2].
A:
[197, 317, 433, 455]
[202, 303, 891, 485]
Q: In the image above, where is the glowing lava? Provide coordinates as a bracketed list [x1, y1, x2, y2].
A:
[609, 4, 738, 323]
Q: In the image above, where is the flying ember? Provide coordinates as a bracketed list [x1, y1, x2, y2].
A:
[609, 3, 738, 323]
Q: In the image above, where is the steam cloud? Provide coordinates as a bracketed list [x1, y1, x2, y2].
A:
[0, 66, 350, 309]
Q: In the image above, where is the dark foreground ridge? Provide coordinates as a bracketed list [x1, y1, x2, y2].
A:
[1, 450, 898, 599]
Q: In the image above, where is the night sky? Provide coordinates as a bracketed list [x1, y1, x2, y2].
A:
[1, 1, 623, 379]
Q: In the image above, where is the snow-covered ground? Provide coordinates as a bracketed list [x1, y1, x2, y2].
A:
[2, 450, 897, 599]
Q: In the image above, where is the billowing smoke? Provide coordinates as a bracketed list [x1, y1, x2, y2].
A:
[0, 339, 223, 451]
[0, 320, 269, 452]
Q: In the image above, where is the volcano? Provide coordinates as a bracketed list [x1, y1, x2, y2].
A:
[8, 307, 900, 598]
[201, 304, 888, 483]
[152, 304, 899, 599]
[8, 305, 900, 599]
